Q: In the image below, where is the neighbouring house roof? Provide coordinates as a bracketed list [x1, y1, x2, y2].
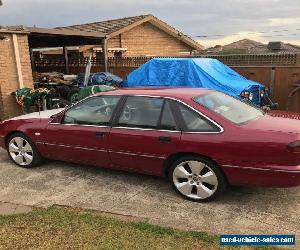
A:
[56, 14, 204, 51]
[205, 39, 300, 54]
[279, 43, 300, 53]
[223, 39, 264, 51]
[205, 39, 266, 54]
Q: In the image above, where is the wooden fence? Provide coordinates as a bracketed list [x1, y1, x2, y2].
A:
[35, 53, 300, 69]
[232, 67, 300, 112]
[34, 54, 300, 112]
[108, 54, 299, 67]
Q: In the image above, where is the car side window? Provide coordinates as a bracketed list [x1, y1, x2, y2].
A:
[117, 96, 163, 129]
[63, 96, 121, 126]
[177, 104, 220, 132]
[159, 100, 178, 131]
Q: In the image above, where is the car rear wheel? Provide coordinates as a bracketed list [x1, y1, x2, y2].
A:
[169, 156, 227, 202]
[7, 133, 43, 168]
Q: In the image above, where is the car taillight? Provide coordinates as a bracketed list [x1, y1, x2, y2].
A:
[241, 91, 254, 101]
[240, 91, 250, 99]
[287, 141, 300, 153]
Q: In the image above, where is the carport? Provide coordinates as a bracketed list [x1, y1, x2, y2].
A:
[0, 26, 106, 120]
[26, 27, 107, 73]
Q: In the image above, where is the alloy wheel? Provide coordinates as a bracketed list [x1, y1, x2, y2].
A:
[172, 160, 218, 200]
[8, 137, 33, 166]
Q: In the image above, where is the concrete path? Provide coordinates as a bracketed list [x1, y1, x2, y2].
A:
[0, 202, 32, 215]
[0, 148, 299, 244]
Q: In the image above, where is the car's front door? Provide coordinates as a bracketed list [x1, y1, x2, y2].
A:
[44, 95, 121, 167]
[108, 96, 182, 176]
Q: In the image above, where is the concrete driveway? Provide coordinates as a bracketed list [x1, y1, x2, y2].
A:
[0, 148, 299, 243]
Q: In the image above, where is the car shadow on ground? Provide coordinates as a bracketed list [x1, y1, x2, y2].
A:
[35, 158, 293, 204]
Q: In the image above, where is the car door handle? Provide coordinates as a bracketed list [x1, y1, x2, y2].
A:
[159, 136, 171, 143]
[95, 131, 106, 137]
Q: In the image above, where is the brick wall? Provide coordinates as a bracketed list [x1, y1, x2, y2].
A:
[107, 22, 194, 57]
[0, 33, 33, 120]
[108, 36, 121, 48]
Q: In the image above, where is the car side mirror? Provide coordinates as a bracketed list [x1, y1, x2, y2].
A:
[50, 111, 65, 123]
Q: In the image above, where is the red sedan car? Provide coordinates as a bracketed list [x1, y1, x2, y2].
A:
[0, 88, 300, 201]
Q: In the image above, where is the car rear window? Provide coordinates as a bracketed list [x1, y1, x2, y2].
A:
[193, 91, 264, 125]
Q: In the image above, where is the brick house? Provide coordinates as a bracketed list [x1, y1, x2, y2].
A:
[0, 27, 104, 120]
[54, 14, 203, 58]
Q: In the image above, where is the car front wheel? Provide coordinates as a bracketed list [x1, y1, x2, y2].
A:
[170, 156, 227, 202]
[7, 133, 43, 168]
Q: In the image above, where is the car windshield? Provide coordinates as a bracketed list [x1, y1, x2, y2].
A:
[193, 91, 264, 124]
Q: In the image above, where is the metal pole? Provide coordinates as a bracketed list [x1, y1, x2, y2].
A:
[103, 38, 108, 72]
[63, 46, 69, 74]
[42, 96, 47, 111]
[83, 55, 92, 87]
[270, 67, 275, 98]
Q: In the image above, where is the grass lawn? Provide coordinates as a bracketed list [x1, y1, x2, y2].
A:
[0, 206, 284, 250]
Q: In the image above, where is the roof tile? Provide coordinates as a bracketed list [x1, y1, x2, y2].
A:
[56, 15, 149, 35]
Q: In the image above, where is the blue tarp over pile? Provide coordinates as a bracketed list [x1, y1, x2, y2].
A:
[123, 58, 264, 97]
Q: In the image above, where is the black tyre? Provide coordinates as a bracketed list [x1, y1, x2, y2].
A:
[169, 156, 227, 202]
[6, 133, 43, 168]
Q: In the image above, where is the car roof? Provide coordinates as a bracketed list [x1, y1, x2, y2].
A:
[98, 87, 214, 99]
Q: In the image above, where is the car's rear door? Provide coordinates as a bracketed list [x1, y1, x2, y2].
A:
[108, 96, 182, 176]
[44, 95, 122, 167]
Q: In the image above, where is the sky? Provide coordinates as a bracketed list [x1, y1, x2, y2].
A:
[0, 0, 299, 48]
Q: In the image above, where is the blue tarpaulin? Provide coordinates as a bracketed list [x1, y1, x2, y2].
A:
[123, 58, 264, 97]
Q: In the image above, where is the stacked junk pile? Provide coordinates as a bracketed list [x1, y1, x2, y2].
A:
[13, 72, 123, 112]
